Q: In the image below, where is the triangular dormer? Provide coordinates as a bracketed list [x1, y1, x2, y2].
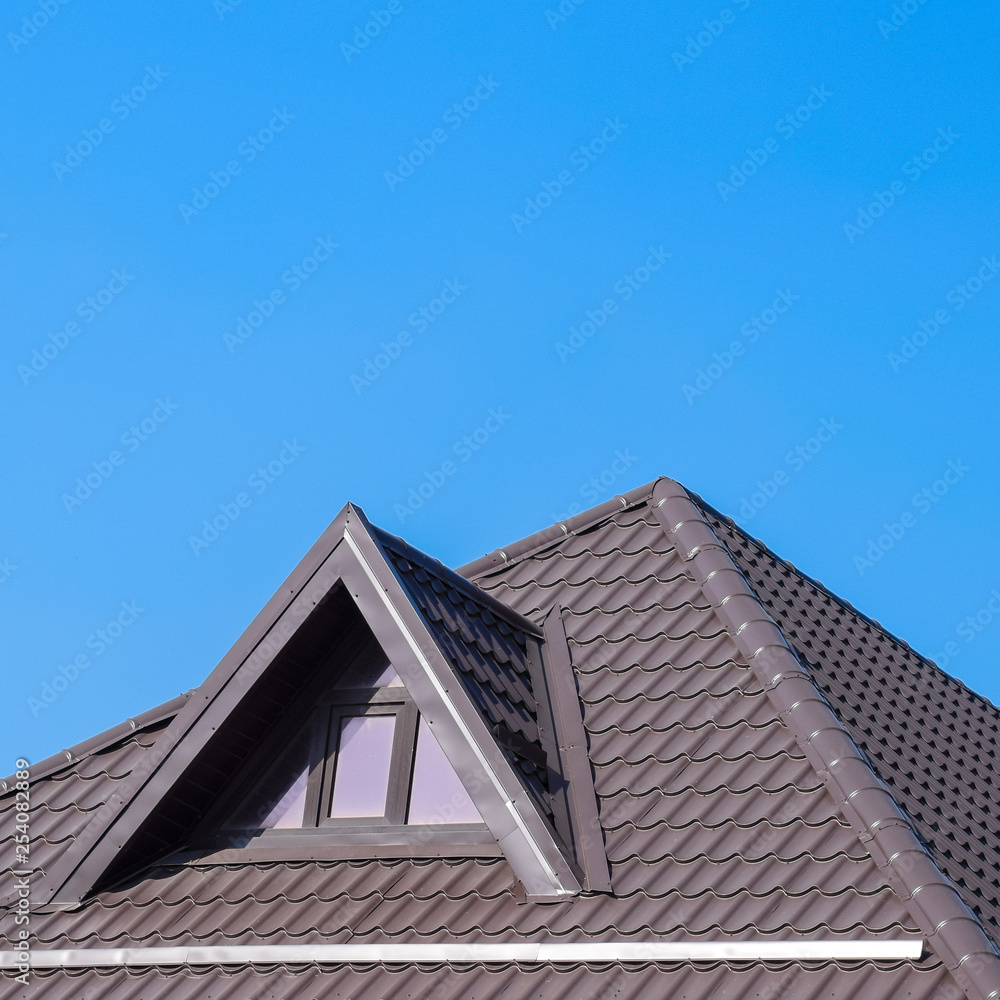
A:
[28, 505, 609, 906]
[204, 628, 489, 846]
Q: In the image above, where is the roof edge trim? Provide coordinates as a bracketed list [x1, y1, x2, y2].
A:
[0, 692, 193, 792]
[457, 480, 658, 578]
[342, 522, 579, 899]
[650, 477, 1000, 1000]
[371, 525, 543, 639]
[0, 939, 926, 969]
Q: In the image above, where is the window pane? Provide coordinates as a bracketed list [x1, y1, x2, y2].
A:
[408, 717, 483, 825]
[263, 766, 309, 829]
[223, 726, 311, 831]
[330, 715, 396, 818]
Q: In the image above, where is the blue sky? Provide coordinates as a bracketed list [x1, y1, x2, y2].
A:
[3, 1, 999, 766]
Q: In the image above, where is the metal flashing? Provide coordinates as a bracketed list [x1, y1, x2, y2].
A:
[0, 938, 926, 969]
[537, 607, 612, 892]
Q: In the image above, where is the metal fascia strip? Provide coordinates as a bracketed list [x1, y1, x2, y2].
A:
[0, 939, 925, 969]
[341, 527, 568, 894]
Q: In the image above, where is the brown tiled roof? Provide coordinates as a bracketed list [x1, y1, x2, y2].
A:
[700, 494, 1000, 950]
[372, 525, 552, 811]
[4, 479, 1000, 999]
[17, 961, 962, 1000]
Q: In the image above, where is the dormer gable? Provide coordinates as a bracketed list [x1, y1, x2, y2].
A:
[25, 504, 608, 907]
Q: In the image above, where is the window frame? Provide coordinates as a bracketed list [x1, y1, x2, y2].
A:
[313, 693, 418, 828]
[204, 675, 491, 852]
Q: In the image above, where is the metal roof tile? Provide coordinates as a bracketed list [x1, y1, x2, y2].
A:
[8, 488, 991, 999]
[703, 502, 1000, 951]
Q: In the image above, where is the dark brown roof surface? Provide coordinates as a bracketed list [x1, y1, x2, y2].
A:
[0, 706, 180, 888]
[372, 525, 552, 810]
[699, 495, 1000, 950]
[16, 960, 961, 1000]
[5, 479, 1000, 999]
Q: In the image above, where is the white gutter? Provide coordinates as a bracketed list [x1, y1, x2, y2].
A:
[0, 939, 924, 968]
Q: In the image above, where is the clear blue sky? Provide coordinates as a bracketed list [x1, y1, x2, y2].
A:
[3, 1, 999, 766]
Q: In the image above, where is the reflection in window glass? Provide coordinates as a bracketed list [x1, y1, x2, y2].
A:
[408, 717, 483, 824]
[262, 766, 309, 828]
[223, 727, 311, 830]
[330, 715, 396, 817]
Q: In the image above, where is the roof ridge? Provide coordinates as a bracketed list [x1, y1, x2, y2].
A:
[650, 477, 1000, 1000]
[693, 492, 1000, 723]
[0, 692, 192, 793]
[457, 480, 659, 578]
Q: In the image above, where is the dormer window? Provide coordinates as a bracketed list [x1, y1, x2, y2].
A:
[213, 640, 484, 848]
[30, 515, 596, 905]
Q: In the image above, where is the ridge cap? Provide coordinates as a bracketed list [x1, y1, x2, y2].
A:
[650, 476, 1000, 1000]
[0, 691, 193, 793]
[693, 492, 1000, 722]
[457, 479, 660, 580]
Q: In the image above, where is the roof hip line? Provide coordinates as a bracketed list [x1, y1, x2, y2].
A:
[649, 476, 1000, 1000]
